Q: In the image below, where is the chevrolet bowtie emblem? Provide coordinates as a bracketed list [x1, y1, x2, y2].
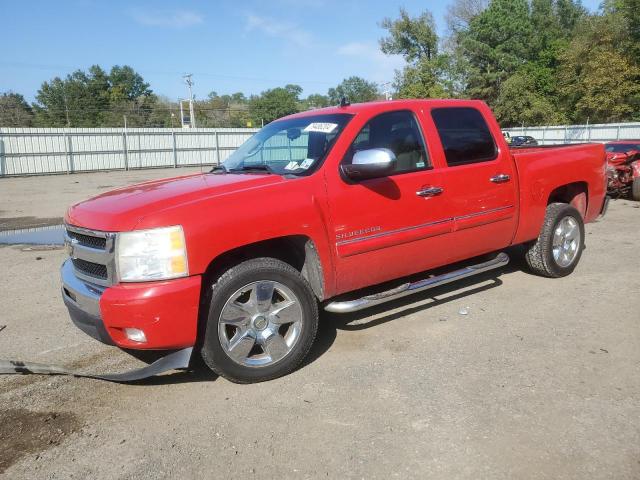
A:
[66, 237, 79, 257]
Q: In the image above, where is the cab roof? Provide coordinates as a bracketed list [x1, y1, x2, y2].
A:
[282, 98, 490, 120]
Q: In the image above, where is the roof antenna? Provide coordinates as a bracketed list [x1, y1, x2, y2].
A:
[339, 96, 350, 107]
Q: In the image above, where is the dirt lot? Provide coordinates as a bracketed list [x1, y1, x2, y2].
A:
[0, 168, 639, 479]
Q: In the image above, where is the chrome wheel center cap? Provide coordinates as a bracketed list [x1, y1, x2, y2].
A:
[253, 315, 268, 330]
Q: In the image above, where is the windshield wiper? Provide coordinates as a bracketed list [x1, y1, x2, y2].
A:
[227, 164, 275, 174]
[209, 165, 229, 174]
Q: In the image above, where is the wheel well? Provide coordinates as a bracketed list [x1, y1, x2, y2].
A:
[194, 236, 325, 352]
[200, 236, 325, 301]
[547, 182, 588, 218]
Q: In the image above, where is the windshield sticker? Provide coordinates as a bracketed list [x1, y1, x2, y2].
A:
[284, 161, 300, 171]
[304, 122, 338, 134]
[299, 158, 314, 169]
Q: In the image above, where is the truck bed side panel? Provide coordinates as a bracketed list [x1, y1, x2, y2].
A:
[511, 143, 606, 245]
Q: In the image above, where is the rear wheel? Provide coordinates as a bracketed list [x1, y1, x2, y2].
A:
[201, 258, 318, 383]
[632, 178, 640, 201]
[524, 203, 585, 278]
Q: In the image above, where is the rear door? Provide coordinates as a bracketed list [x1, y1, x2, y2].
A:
[429, 106, 518, 262]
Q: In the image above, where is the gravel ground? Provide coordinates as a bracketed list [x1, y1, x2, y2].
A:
[0, 169, 639, 479]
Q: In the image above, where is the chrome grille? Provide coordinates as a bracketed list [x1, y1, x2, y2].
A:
[71, 258, 108, 280]
[64, 225, 116, 286]
[66, 230, 107, 250]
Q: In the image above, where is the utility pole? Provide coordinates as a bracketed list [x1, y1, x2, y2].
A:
[183, 74, 196, 128]
[380, 82, 393, 101]
[62, 85, 71, 127]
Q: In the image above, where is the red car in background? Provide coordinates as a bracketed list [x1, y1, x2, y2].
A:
[605, 140, 640, 201]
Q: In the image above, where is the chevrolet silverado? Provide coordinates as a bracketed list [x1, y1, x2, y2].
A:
[62, 99, 608, 383]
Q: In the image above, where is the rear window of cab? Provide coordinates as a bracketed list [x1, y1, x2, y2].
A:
[431, 107, 498, 166]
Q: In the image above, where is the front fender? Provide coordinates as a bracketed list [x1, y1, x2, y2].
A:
[133, 175, 337, 298]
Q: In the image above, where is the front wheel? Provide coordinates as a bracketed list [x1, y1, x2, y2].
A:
[201, 258, 318, 383]
[524, 203, 585, 278]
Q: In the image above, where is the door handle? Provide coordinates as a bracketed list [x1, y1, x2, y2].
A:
[416, 186, 444, 197]
[490, 174, 510, 183]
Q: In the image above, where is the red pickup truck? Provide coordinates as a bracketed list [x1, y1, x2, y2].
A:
[62, 100, 607, 383]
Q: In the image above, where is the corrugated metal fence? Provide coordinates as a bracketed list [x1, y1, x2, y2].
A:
[504, 122, 640, 145]
[3, 121, 640, 176]
[0, 127, 259, 176]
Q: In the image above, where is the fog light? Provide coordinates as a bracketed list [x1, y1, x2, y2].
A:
[124, 328, 147, 343]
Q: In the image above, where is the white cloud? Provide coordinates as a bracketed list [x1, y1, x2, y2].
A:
[129, 9, 204, 28]
[337, 41, 405, 83]
[245, 14, 312, 47]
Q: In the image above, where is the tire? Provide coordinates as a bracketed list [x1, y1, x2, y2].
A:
[524, 203, 585, 278]
[201, 258, 318, 383]
[632, 178, 640, 201]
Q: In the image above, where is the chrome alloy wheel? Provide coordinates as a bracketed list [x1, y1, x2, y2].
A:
[218, 281, 303, 368]
[552, 216, 581, 267]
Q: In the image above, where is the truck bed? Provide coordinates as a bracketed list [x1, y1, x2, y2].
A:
[510, 142, 607, 245]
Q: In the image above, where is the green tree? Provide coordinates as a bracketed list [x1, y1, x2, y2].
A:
[197, 91, 233, 127]
[607, 0, 640, 63]
[380, 8, 466, 99]
[195, 91, 251, 127]
[445, 0, 488, 36]
[556, 0, 587, 32]
[34, 69, 108, 127]
[327, 77, 379, 104]
[395, 57, 451, 99]
[460, 0, 534, 103]
[380, 8, 438, 62]
[107, 65, 152, 102]
[0, 92, 34, 127]
[493, 69, 567, 126]
[557, 13, 640, 122]
[33, 65, 155, 127]
[303, 93, 330, 109]
[249, 85, 302, 124]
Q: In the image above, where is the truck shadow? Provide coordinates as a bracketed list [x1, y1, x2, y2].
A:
[302, 249, 526, 369]
[132, 249, 527, 383]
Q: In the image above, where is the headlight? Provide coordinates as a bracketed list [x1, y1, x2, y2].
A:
[116, 226, 188, 282]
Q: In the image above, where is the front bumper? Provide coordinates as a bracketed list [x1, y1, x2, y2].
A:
[61, 260, 114, 345]
[61, 259, 202, 349]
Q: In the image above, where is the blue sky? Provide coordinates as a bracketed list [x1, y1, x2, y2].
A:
[1, 0, 602, 102]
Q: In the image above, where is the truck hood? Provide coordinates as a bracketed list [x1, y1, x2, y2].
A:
[66, 172, 283, 231]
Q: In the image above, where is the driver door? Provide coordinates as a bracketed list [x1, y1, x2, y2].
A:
[326, 109, 453, 294]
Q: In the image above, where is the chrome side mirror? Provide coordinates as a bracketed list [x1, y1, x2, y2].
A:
[342, 148, 397, 180]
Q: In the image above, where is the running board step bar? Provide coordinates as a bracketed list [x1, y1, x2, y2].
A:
[324, 252, 510, 314]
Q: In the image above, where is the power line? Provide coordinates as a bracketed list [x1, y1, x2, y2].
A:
[1, 106, 256, 114]
[0, 61, 337, 86]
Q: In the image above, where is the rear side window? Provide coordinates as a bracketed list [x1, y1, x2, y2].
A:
[431, 108, 497, 166]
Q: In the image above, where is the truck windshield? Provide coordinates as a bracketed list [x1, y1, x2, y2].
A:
[220, 113, 352, 176]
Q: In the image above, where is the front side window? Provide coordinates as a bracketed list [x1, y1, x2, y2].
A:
[343, 110, 430, 175]
[222, 113, 352, 175]
[431, 107, 497, 166]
